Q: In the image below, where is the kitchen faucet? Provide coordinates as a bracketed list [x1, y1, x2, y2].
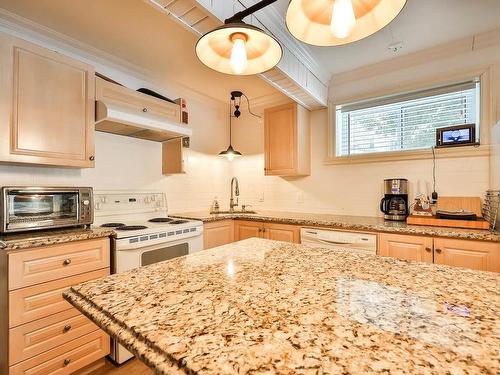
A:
[230, 177, 240, 213]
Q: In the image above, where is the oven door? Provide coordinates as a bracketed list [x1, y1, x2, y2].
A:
[3, 188, 80, 232]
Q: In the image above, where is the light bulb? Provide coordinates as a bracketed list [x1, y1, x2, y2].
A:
[230, 34, 248, 74]
[227, 152, 235, 161]
[331, 0, 356, 39]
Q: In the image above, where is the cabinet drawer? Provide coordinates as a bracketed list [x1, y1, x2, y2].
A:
[9, 269, 109, 328]
[9, 308, 99, 365]
[8, 238, 110, 290]
[9, 330, 109, 375]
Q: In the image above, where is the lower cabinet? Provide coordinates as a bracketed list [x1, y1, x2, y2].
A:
[433, 238, 500, 272]
[203, 220, 234, 250]
[378, 233, 500, 272]
[1, 238, 111, 374]
[234, 220, 300, 243]
[378, 233, 433, 264]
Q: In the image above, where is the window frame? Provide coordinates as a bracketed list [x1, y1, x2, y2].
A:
[326, 67, 493, 165]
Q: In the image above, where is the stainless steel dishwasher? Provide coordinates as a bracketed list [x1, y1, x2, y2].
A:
[300, 228, 377, 255]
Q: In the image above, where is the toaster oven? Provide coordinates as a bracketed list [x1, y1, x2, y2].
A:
[1, 187, 93, 233]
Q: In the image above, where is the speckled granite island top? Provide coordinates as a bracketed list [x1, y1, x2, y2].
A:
[64, 238, 499, 374]
[0, 227, 115, 252]
[171, 210, 500, 242]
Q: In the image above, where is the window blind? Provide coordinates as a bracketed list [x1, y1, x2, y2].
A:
[335, 80, 480, 157]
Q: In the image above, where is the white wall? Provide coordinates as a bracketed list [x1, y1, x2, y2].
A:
[231, 33, 500, 217]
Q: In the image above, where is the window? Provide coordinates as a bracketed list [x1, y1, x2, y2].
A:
[335, 80, 480, 157]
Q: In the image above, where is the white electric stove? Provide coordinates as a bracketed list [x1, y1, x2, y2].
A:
[93, 191, 203, 364]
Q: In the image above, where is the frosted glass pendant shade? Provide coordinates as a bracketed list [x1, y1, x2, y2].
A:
[286, 0, 407, 46]
[196, 22, 282, 75]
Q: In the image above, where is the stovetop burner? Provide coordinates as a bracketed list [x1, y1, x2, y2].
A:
[101, 223, 125, 228]
[116, 225, 148, 231]
[169, 220, 189, 225]
[148, 218, 174, 223]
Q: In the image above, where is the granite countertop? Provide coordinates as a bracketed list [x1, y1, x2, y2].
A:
[0, 227, 115, 252]
[171, 210, 500, 242]
[64, 238, 500, 374]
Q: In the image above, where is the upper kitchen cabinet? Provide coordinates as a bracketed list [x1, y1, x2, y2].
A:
[264, 102, 310, 176]
[0, 32, 95, 168]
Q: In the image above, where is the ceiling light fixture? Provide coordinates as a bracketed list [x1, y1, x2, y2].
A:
[286, 0, 407, 47]
[195, 0, 282, 76]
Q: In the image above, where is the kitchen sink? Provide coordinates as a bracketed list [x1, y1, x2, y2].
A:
[211, 210, 257, 215]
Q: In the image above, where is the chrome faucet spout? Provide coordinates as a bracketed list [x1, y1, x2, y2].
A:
[230, 177, 240, 212]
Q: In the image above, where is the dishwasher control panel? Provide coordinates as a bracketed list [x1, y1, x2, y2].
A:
[300, 228, 377, 255]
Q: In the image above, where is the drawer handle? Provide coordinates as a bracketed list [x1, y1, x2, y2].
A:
[142, 107, 148, 112]
[62, 259, 72, 266]
[435, 248, 442, 253]
[63, 324, 72, 333]
[425, 247, 432, 252]
[63, 358, 71, 367]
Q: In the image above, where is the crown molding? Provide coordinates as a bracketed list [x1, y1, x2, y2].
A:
[0, 8, 226, 109]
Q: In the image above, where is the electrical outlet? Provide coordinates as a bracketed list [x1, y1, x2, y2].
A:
[296, 192, 304, 203]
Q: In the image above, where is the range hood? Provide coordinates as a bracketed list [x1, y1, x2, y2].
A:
[95, 101, 192, 142]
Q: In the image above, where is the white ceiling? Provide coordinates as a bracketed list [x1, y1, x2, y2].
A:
[270, 0, 500, 76]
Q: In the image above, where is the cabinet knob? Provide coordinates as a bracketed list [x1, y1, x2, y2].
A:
[63, 358, 71, 367]
[62, 259, 72, 266]
[89, 155, 95, 161]
[435, 248, 442, 253]
[142, 107, 148, 112]
[63, 324, 72, 333]
[425, 247, 432, 252]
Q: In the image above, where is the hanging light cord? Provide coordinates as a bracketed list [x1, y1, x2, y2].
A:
[229, 101, 233, 145]
[242, 93, 261, 118]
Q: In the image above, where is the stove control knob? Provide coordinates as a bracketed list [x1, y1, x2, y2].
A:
[94, 202, 101, 210]
[100, 196, 107, 203]
[151, 195, 156, 201]
[144, 197, 150, 203]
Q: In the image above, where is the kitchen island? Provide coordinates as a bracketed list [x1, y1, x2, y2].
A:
[64, 238, 499, 374]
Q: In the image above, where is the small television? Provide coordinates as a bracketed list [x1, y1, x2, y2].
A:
[436, 124, 477, 148]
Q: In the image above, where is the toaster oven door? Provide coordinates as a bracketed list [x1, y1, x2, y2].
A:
[3, 189, 80, 232]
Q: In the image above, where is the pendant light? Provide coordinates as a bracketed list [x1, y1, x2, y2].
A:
[195, 0, 282, 75]
[286, 0, 407, 46]
[219, 99, 242, 161]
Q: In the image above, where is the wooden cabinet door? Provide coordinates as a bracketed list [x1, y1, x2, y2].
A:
[378, 233, 433, 263]
[434, 238, 500, 272]
[204, 220, 234, 249]
[263, 223, 300, 243]
[264, 103, 296, 175]
[234, 220, 263, 241]
[0, 32, 95, 167]
[264, 102, 310, 176]
[162, 138, 185, 174]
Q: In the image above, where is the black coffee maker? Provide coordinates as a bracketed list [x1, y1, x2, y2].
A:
[380, 178, 409, 221]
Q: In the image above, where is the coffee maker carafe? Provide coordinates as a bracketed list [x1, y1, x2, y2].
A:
[380, 178, 409, 221]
